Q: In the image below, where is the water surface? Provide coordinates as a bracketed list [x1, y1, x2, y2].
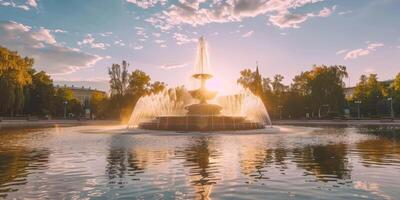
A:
[0, 125, 399, 199]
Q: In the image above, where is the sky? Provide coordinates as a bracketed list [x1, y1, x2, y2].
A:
[1, 0, 399, 93]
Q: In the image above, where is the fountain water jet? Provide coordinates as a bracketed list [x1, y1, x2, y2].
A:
[127, 37, 271, 131]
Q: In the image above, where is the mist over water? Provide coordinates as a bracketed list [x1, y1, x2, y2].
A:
[127, 87, 271, 127]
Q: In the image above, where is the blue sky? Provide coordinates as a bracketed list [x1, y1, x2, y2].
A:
[1, 0, 399, 93]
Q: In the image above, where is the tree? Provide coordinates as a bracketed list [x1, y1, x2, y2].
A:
[0, 46, 33, 115]
[53, 88, 74, 117]
[271, 74, 288, 95]
[291, 65, 347, 118]
[90, 91, 107, 119]
[150, 81, 167, 94]
[391, 73, 400, 116]
[108, 60, 128, 97]
[126, 69, 151, 97]
[237, 68, 263, 97]
[25, 70, 55, 116]
[352, 74, 386, 117]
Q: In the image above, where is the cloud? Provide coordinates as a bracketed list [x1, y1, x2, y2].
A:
[343, 42, 384, 60]
[133, 45, 143, 50]
[78, 34, 110, 49]
[54, 29, 67, 33]
[173, 32, 196, 45]
[0, 21, 103, 75]
[0, 0, 38, 10]
[114, 40, 126, 46]
[31, 27, 57, 44]
[126, 0, 167, 9]
[145, 0, 334, 30]
[17, 5, 30, 10]
[241, 30, 254, 37]
[154, 39, 165, 44]
[316, 6, 336, 17]
[26, 0, 37, 7]
[269, 12, 309, 28]
[269, 6, 335, 28]
[336, 49, 349, 55]
[152, 32, 161, 37]
[159, 63, 186, 70]
[338, 10, 352, 15]
[99, 32, 112, 37]
[364, 68, 376, 74]
[135, 27, 150, 41]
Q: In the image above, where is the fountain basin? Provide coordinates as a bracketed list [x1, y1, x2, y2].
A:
[139, 115, 265, 131]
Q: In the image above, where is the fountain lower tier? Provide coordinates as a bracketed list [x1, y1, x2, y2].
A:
[138, 115, 265, 131]
[185, 103, 222, 115]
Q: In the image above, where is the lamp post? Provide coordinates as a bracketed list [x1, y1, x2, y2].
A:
[305, 106, 309, 119]
[388, 97, 394, 118]
[354, 100, 362, 119]
[63, 101, 68, 119]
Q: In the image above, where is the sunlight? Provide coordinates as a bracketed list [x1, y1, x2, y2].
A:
[206, 77, 224, 93]
[205, 75, 237, 96]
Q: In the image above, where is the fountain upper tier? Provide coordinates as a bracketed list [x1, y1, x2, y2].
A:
[186, 37, 222, 115]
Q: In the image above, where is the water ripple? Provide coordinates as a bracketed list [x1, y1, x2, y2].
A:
[0, 126, 399, 199]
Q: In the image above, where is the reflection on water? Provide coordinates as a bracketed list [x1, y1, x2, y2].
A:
[0, 126, 400, 199]
[293, 143, 351, 181]
[177, 137, 221, 200]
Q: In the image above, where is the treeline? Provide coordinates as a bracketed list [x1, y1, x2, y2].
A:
[0, 46, 166, 121]
[3, 45, 399, 120]
[0, 46, 91, 118]
[237, 65, 400, 119]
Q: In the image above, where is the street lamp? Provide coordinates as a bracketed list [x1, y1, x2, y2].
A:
[305, 107, 309, 119]
[354, 100, 362, 119]
[388, 97, 394, 118]
[63, 101, 68, 119]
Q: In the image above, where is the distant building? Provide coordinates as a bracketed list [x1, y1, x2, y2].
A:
[55, 85, 107, 118]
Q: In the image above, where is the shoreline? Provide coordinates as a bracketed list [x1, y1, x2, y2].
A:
[2, 119, 400, 130]
[0, 120, 122, 129]
[273, 119, 400, 127]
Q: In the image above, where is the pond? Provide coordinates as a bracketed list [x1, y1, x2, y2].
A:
[0, 125, 399, 199]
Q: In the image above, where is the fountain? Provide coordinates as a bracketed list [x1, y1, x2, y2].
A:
[128, 37, 271, 131]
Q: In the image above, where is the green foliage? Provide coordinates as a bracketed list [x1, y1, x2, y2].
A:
[90, 91, 107, 119]
[352, 74, 384, 116]
[392, 73, 400, 116]
[238, 65, 348, 119]
[0, 46, 33, 115]
[108, 60, 128, 97]
[106, 61, 168, 121]
[150, 81, 167, 94]
[25, 70, 55, 116]
[127, 69, 151, 96]
[300, 65, 348, 117]
[237, 68, 263, 96]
